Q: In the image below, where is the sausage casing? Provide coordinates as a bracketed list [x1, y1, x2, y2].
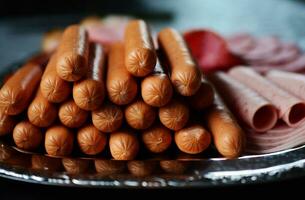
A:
[42, 29, 63, 53]
[174, 124, 211, 154]
[109, 131, 139, 160]
[125, 99, 156, 130]
[158, 28, 201, 96]
[73, 43, 106, 110]
[77, 124, 107, 155]
[142, 123, 172, 153]
[56, 25, 89, 81]
[13, 121, 43, 150]
[0, 112, 16, 136]
[124, 20, 156, 77]
[45, 125, 74, 156]
[159, 99, 189, 131]
[107, 43, 137, 105]
[141, 59, 173, 107]
[92, 102, 123, 132]
[205, 95, 245, 158]
[27, 89, 57, 127]
[58, 99, 88, 128]
[0, 54, 46, 115]
[188, 79, 214, 110]
[40, 53, 71, 103]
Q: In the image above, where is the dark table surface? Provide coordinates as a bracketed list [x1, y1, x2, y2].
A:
[1, 0, 305, 196]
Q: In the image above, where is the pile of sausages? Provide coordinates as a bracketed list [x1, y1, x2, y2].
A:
[0, 19, 246, 160]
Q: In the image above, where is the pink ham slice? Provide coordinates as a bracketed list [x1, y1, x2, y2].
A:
[245, 122, 305, 154]
[266, 70, 305, 101]
[228, 67, 305, 127]
[208, 72, 278, 132]
[252, 54, 305, 73]
[227, 33, 255, 56]
[249, 43, 300, 66]
[243, 36, 281, 62]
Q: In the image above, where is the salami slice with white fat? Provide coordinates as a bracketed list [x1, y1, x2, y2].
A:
[266, 70, 305, 101]
[208, 72, 278, 132]
[228, 67, 305, 127]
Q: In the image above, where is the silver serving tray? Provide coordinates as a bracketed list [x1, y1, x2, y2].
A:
[1, 60, 305, 188]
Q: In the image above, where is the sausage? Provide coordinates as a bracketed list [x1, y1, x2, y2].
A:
[0, 54, 46, 115]
[188, 79, 214, 110]
[62, 158, 90, 174]
[12, 121, 43, 151]
[205, 94, 245, 158]
[31, 155, 62, 171]
[77, 124, 107, 155]
[174, 124, 211, 154]
[107, 43, 137, 105]
[125, 99, 156, 130]
[45, 125, 74, 156]
[141, 59, 173, 107]
[42, 29, 63, 53]
[27, 89, 57, 127]
[124, 19, 157, 77]
[158, 28, 202, 96]
[58, 99, 89, 128]
[0, 112, 16, 136]
[109, 130, 139, 160]
[92, 102, 123, 132]
[127, 161, 156, 177]
[159, 99, 189, 131]
[56, 25, 89, 81]
[94, 160, 126, 175]
[40, 53, 71, 103]
[142, 123, 172, 153]
[73, 43, 106, 110]
[159, 160, 188, 174]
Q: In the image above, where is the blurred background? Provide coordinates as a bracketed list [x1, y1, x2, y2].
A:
[1, 0, 305, 68]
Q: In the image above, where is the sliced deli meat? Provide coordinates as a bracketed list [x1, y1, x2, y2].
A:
[228, 67, 305, 127]
[227, 33, 255, 56]
[266, 70, 305, 100]
[208, 72, 278, 132]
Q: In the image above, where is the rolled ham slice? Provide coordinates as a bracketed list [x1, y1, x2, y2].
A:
[266, 70, 305, 101]
[228, 67, 305, 127]
[208, 72, 278, 132]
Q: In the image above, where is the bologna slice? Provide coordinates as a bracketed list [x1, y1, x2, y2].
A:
[266, 70, 305, 101]
[229, 67, 305, 127]
[208, 72, 278, 132]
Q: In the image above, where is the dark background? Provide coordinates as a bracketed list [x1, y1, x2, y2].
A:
[1, 0, 305, 197]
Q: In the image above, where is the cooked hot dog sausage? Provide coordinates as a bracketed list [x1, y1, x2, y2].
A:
[13, 121, 43, 150]
[109, 130, 139, 160]
[77, 124, 107, 155]
[42, 29, 63, 53]
[73, 43, 106, 110]
[94, 160, 126, 175]
[58, 99, 88, 128]
[40, 53, 71, 103]
[0, 54, 46, 115]
[158, 28, 201, 96]
[56, 25, 89, 81]
[127, 161, 156, 177]
[125, 99, 156, 130]
[174, 124, 211, 154]
[45, 125, 74, 156]
[188, 79, 214, 110]
[124, 20, 156, 77]
[107, 43, 137, 105]
[142, 123, 172, 153]
[141, 59, 173, 107]
[27, 89, 57, 127]
[92, 102, 123, 132]
[0, 112, 16, 136]
[205, 94, 245, 158]
[159, 99, 189, 131]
